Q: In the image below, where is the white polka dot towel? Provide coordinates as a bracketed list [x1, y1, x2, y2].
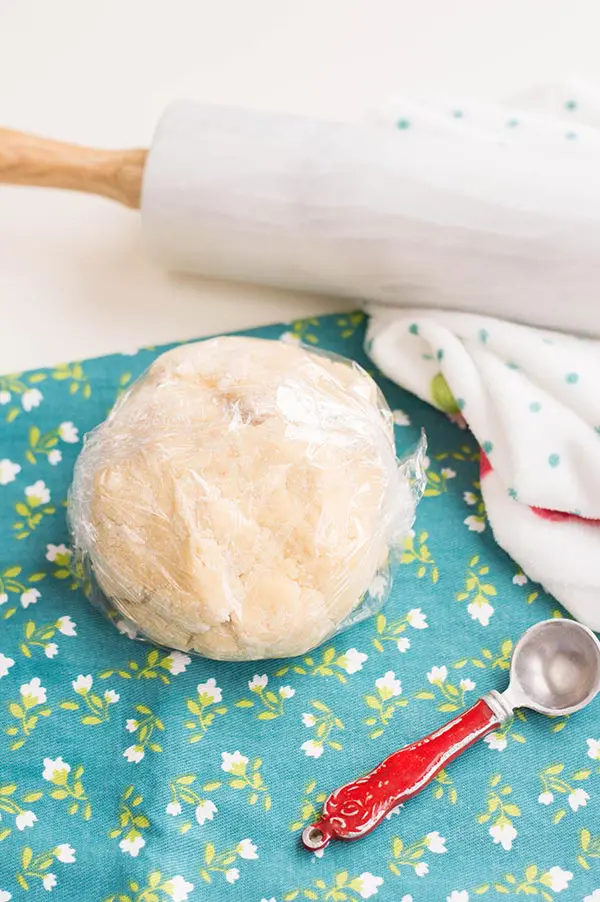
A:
[366, 308, 600, 630]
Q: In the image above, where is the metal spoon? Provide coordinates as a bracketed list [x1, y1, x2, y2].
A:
[302, 618, 600, 851]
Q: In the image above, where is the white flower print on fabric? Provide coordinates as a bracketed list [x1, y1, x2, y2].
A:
[58, 422, 79, 443]
[0, 652, 15, 678]
[467, 599, 494, 626]
[368, 573, 388, 600]
[25, 480, 50, 505]
[116, 619, 138, 639]
[43, 757, 71, 782]
[21, 389, 43, 412]
[465, 516, 486, 534]
[43, 874, 57, 891]
[57, 616, 76, 635]
[197, 678, 222, 703]
[393, 409, 411, 426]
[248, 674, 268, 691]
[54, 844, 76, 863]
[123, 746, 144, 764]
[425, 831, 447, 854]
[375, 671, 402, 697]
[21, 677, 47, 705]
[484, 733, 508, 752]
[338, 648, 368, 674]
[163, 875, 194, 900]
[166, 801, 182, 816]
[237, 839, 258, 860]
[72, 674, 93, 694]
[48, 449, 62, 466]
[196, 800, 217, 825]
[301, 739, 324, 759]
[544, 867, 572, 892]
[568, 788, 589, 811]
[353, 872, 384, 898]
[45, 544, 70, 563]
[584, 891, 600, 902]
[221, 751, 248, 773]
[489, 822, 517, 851]
[0, 459, 21, 485]
[427, 666, 448, 684]
[119, 834, 146, 857]
[587, 738, 600, 760]
[447, 893, 469, 902]
[20, 588, 41, 609]
[163, 651, 191, 675]
[406, 608, 428, 629]
[225, 868, 239, 884]
[16, 810, 37, 831]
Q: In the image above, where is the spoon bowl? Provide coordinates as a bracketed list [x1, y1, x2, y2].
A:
[506, 618, 600, 716]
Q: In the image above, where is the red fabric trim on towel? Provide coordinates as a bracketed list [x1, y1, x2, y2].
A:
[479, 450, 600, 527]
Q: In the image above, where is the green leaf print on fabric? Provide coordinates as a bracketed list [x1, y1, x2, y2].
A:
[13, 482, 56, 539]
[300, 701, 344, 757]
[414, 665, 476, 714]
[456, 555, 497, 626]
[430, 372, 460, 413]
[51, 362, 91, 398]
[289, 780, 328, 832]
[0, 371, 46, 423]
[401, 531, 439, 582]
[234, 673, 295, 720]
[166, 774, 221, 834]
[107, 785, 150, 856]
[5, 678, 51, 750]
[59, 674, 119, 725]
[275, 645, 368, 683]
[220, 752, 271, 810]
[184, 678, 227, 743]
[363, 671, 408, 739]
[43, 758, 91, 820]
[476, 773, 521, 851]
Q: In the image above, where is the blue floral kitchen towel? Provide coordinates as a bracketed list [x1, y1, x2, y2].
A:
[0, 313, 599, 902]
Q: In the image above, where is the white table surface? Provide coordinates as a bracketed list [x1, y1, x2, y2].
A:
[2, 0, 600, 372]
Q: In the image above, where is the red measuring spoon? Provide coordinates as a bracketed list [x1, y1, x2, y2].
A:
[302, 620, 600, 851]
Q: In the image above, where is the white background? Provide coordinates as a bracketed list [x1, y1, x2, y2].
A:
[1, 0, 600, 371]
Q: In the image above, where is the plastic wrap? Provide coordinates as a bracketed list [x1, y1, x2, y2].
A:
[68, 336, 425, 661]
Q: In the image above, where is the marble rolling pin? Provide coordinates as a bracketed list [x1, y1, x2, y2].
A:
[1, 101, 599, 333]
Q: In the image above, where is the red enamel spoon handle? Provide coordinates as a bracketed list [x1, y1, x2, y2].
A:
[302, 697, 500, 850]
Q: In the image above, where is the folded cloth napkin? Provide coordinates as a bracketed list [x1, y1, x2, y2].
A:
[366, 308, 600, 630]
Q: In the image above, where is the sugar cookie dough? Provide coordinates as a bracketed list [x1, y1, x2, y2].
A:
[69, 337, 418, 660]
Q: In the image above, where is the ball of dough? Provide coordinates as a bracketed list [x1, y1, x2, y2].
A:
[70, 336, 414, 660]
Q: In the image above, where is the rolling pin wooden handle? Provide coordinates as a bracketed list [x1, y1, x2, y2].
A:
[0, 128, 148, 209]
